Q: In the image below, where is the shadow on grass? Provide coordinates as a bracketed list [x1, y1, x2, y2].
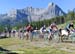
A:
[0, 47, 18, 54]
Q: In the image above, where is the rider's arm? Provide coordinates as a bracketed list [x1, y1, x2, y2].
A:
[66, 24, 70, 30]
[56, 25, 58, 29]
[73, 25, 74, 29]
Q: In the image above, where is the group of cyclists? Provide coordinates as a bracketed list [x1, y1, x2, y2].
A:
[41, 21, 75, 34]
[2, 21, 74, 41]
[23, 22, 75, 37]
[24, 21, 75, 39]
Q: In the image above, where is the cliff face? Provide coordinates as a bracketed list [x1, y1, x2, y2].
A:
[0, 3, 65, 26]
[25, 3, 65, 22]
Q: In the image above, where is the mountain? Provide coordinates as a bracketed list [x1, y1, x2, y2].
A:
[0, 2, 66, 26]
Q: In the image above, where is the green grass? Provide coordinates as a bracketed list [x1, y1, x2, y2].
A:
[21, 47, 68, 54]
[0, 38, 75, 54]
[0, 38, 24, 47]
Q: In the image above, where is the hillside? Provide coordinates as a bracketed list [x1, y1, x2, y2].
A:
[0, 3, 65, 26]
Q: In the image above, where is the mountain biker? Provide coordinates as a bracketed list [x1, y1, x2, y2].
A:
[26, 24, 33, 40]
[50, 22, 58, 33]
[40, 25, 46, 33]
[26, 24, 33, 32]
[65, 21, 74, 33]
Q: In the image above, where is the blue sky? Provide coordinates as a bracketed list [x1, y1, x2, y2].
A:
[0, 0, 75, 14]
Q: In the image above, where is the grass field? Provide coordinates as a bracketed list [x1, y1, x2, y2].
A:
[0, 38, 75, 54]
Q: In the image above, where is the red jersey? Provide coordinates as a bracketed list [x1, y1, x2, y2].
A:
[50, 24, 58, 29]
[26, 26, 32, 32]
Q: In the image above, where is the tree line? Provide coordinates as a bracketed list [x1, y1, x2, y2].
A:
[30, 10, 75, 29]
